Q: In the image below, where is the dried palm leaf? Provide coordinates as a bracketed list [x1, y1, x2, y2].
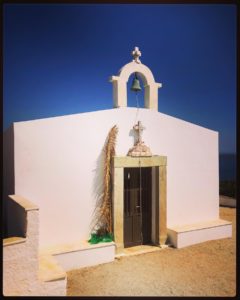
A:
[91, 125, 118, 236]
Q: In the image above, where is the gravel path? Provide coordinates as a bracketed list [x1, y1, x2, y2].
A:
[67, 207, 236, 296]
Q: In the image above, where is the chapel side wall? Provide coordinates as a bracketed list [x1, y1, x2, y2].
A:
[13, 113, 109, 248]
[13, 108, 219, 248]
[146, 112, 219, 227]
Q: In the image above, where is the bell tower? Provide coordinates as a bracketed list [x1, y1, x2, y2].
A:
[109, 47, 162, 111]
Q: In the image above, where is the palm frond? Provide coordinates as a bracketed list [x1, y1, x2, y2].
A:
[91, 125, 118, 235]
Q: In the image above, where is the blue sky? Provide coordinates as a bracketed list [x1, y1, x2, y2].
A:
[3, 4, 236, 153]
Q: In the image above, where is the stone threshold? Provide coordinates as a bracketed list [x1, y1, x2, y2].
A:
[115, 244, 169, 258]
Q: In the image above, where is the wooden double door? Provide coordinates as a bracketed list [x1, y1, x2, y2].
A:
[124, 167, 152, 248]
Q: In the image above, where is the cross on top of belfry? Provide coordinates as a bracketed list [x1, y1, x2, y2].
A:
[132, 47, 141, 64]
[133, 121, 145, 144]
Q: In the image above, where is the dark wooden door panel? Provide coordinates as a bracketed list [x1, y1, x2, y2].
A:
[142, 168, 152, 244]
[124, 167, 152, 248]
[132, 214, 142, 243]
[124, 216, 132, 245]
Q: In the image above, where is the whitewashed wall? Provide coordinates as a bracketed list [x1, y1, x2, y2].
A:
[13, 107, 219, 248]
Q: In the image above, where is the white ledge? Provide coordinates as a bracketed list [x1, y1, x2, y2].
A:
[40, 240, 115, 256]
[168, 219, 231, 234]
[9, 195, 39, 211]
[3, 237, 26, 247]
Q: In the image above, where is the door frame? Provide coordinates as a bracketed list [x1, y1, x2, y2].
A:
[112, 156, 167, 251]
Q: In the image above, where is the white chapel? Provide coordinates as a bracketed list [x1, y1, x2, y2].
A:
[3, 47, 232, 296]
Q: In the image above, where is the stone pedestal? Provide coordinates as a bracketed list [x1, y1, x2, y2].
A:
[127, 141, 152, 157]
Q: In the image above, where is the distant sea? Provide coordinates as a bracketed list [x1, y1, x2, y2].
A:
[219, 154, 236, 181]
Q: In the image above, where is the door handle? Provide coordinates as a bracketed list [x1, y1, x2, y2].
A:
[136, 206, 140, 208]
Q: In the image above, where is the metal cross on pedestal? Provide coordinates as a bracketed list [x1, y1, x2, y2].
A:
[128, 120, 152, 156]
[133, 121, 145, 144]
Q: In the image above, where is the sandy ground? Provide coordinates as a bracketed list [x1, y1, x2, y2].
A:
[67, 207, 236, 296]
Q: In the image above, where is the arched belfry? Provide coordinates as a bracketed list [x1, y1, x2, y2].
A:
[109, 47, 162, 111]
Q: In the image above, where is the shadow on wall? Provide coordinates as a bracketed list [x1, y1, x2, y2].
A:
[3, 125, 15, 237]
[90, 134, 109, 233]
[129, 128, 138, 146]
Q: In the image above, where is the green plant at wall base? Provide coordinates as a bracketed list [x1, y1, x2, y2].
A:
[89, 125, 118, 244]
[88, 232, 114, 244]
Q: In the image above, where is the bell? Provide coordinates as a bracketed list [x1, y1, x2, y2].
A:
[130, 73, 141, 92]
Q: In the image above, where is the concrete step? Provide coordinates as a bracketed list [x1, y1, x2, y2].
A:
[38, 255, 66, 282]
[167, 219, 232, 248]
[40, 240, 115, 271]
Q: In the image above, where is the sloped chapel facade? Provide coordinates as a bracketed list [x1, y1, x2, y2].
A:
[4, 47, 231, 275]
